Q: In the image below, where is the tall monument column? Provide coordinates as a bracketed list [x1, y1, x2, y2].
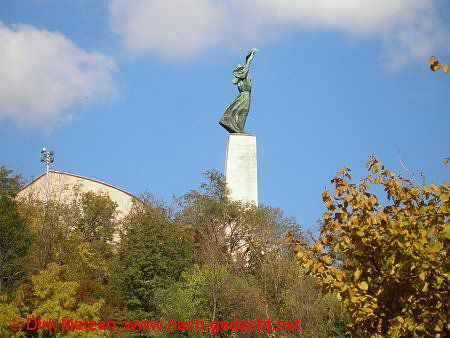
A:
[219, 48, 259, 205]
[224, 134, 258, 205]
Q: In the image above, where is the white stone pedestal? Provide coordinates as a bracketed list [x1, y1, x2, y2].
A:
[224, 134, 258, 205]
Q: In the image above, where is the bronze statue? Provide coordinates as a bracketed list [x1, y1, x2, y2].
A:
[219, 48, 258, 133]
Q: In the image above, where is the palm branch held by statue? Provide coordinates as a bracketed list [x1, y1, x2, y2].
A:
[219, 49, 258, 134]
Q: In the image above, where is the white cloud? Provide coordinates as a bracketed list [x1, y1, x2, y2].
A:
[109, 0, 229, 59]
[0, 22, 117, 128]
[109, 0, 449, 67]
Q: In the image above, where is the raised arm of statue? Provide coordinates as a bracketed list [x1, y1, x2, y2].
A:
[232, 48, 257, 83]
[245, 48, 258, 68]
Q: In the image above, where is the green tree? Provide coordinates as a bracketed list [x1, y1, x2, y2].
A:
[276, 260, 351, 337]
[0, 166, 31, 293]
[287, 155, 449, 337]
[156, 264, 267, 335]
[76, 191, 117, 243]
[67, 192, 118, 301]
[174, 171, 349, 337]
[113, 203, 195, 319]
[176, 171, 264, 324]
[0, 166, 22, 196]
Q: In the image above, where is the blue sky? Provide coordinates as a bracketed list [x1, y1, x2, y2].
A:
[1, 0, 449, 230]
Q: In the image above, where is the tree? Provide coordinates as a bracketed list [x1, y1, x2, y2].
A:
[17, 190, 119, 305]
[1, 165, 354, 336]
[0, 166, 22, 196]
[0, 263, 107, 337]
[277, 262, 351, 337]
[76, 191, 117, 243]
[157, 264, 267, 331]
[286, 155, 449, 337]
[0, 166, 31, 293]
[175, 171, 350, 336]
[112, 203, 195, 319]
[67, 192, 118, 300]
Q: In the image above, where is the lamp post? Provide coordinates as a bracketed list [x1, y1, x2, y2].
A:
[40, 148, 54, 203]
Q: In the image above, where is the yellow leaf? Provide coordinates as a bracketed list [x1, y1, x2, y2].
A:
[358, 281, 368, 291]
[431, 240, 443, 252]
[344, 194, 353, 202]
[430, 184, 441, 194]
[313, 242, 324, 252]
[429, 56, 442, 71]
[419, 229, 428, 239]
[354, 269, 362, 282]
[434, 323, 443, 331]
[444, 224, 450, 239]
[371, 163, 379, 174]
[443, 64, 450, 73]
[322, 255, 332, 265]
[439, 192, 449, 202]
[429, 55, 436, 66]
[415, 325, 425, 332]
[361, 307, 373, 314]
[419, 271, 426, 281]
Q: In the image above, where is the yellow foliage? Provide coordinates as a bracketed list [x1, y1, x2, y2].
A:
[73, 242, 108, 275]
[0, 294, 24, 337]
[0, 264, 109, 337]
[286, 155, 449, 337]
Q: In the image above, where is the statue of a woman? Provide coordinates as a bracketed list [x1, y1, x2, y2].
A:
[219, 48, 258, 134]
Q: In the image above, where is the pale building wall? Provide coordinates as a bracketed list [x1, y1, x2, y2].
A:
[17, 170, 141, 218]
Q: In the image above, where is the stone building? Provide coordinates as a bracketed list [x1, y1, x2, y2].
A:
[17, 170, 142, 219]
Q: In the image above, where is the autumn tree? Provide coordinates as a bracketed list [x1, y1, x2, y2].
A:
[0, 263, 107, 337]
[286, 155, 449, 337]
[173, 171, 349, 337]
[0, 166, 31, 293]
[112, 201, 195, 320]
[157, 264, 267, 333]
[17, 190, 119, 305]
[76, 191, 118, 243]
[276, 261, 351, 337]
[1, 165, 352, 337]
[0, 166, 22, 196]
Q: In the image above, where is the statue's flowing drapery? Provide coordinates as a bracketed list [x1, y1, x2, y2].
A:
[219, 50, 256, 134]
